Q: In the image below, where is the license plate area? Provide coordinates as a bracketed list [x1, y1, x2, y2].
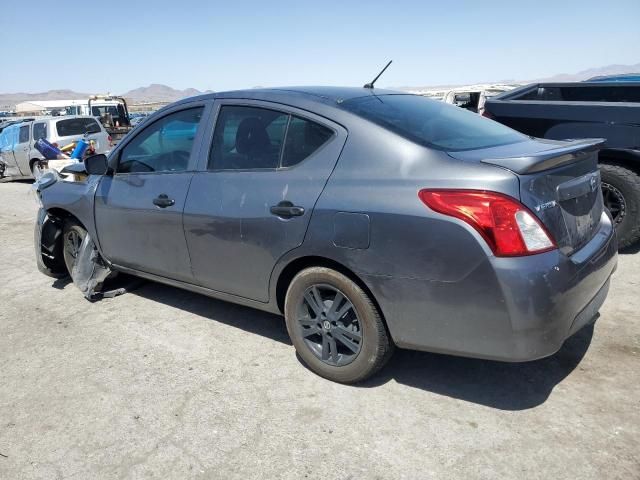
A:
[557, 171, 603, 252]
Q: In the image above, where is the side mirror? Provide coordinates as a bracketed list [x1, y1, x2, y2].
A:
[60, 162, 87, 175]
[84, 153, 109, 175]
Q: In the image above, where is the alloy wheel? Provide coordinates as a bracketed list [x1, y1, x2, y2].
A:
[602, 182, 626, 226]
[296, 284, 363, 367]
[63, 229, 83, 272]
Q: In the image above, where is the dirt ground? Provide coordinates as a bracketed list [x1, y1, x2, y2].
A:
[0, 180, 638, 479]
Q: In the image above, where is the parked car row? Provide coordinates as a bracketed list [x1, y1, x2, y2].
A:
[33, 87, 617, 383]
[0, 116, 111, 179]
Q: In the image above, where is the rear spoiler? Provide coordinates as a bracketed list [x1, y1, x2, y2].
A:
[480, 139, 605, 174]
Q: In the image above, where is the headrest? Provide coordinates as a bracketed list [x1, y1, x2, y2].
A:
[235, 117, 270, 155]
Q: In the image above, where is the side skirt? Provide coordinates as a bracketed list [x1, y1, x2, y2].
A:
[111, 263, 283, 315]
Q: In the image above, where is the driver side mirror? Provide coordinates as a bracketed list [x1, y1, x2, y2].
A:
[84, 153, 110, 175]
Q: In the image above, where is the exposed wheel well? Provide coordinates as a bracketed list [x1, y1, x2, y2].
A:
[275, 256, 386, 324]
[599, 150, 640, 172]
[29, 158, 43, 170]
[47, 208, 84, 227]
[43, 209, 88, 273]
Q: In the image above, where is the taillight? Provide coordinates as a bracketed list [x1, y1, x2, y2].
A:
[418, 189, 556, 257]
[108, 135, 113, 146]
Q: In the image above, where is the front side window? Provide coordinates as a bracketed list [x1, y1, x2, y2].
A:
[18, 125, 29, 144]
[341, 94, 526, 151]
[117, 107, 203, 174]
[208, 106, 334, 170]
[56, 118, 101, 136]
[33, 123, 47, 141]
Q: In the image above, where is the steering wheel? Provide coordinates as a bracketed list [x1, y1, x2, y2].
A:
[170, 150, 190, 170]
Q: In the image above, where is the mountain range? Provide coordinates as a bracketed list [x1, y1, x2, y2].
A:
[395, 62, 640, 92]
[1, 62, 639, 109]
[0, 84, 213, 109]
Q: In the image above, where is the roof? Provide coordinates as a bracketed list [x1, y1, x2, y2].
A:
[174, 86, 408, 108]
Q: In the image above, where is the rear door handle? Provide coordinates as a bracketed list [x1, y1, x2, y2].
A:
[153, 193, 175, 208]
[270, 200, 305, 218]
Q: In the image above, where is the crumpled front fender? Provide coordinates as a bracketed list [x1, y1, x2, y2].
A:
[34, 208, 67, 278]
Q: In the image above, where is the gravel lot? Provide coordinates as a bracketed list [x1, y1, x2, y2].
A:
[0, 180, 638, 479]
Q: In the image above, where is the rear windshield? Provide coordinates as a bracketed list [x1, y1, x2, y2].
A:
[340, 94, 526, 151]
[56, 118, 101, 137]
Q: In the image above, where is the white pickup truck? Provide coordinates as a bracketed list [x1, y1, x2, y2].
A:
[441, 84, 519, 115]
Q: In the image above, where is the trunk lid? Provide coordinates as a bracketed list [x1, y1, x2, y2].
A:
[449, 138, 605, 255]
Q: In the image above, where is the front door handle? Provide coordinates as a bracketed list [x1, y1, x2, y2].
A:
[153, 193, 175, 208]
[270, 200, 305, 218]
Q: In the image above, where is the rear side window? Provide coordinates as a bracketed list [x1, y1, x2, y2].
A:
[341, 94, 526, 151]
[208, 106, 334, 170]
[56, 118, 101, 137]
[19, 125, 29, 143]
[282, 116, 333, 167]
[33, 123, 47, 141]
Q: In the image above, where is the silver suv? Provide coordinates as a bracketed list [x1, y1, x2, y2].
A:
[0, 116, 111, 179]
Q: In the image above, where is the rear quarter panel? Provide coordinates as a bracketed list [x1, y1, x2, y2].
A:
[270, 119, 521, 343]
[300, 119, 520, 281]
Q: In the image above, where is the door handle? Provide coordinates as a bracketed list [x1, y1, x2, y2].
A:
[270, 200, 305, 218]
[153, 194, 175, 208]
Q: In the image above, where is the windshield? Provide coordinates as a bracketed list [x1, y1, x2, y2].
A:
[56, 118, 101, 137]
[340, 94, 526, 151]
[92, 105, 120, 117]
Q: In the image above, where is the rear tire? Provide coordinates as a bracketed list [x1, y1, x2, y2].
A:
[30, 159, 45, 179]
[600, 162, 640, 249]
[284, 267, 393, 383]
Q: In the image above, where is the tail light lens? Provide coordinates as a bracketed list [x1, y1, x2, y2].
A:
[418, 189, 556, 257]
[108, 135, 113, 147]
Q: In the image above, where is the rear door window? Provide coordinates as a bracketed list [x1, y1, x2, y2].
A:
[56, 118, 101, 137]
[33, 123, 47, 141]
[208, 106, 334, 170]
[18, 125, 30, 144]
[208, 106, 288, 170]
[341, 94, 525, 151]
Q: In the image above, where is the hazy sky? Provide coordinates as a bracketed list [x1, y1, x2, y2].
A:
[1, 0, 638, 93]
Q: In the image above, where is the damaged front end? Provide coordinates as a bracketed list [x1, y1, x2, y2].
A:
[35, 209, 67, 278]
[33, 171, 68, 279]
[33, 170, 126, 301]
[70, 234, 125, 300]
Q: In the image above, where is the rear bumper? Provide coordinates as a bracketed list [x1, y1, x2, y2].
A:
[364, 212, 618, 362]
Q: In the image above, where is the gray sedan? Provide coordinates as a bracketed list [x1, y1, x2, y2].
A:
[33, 87, 617, 383]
